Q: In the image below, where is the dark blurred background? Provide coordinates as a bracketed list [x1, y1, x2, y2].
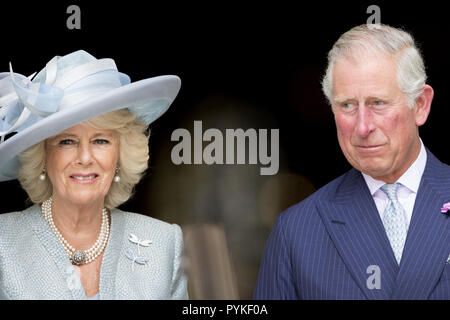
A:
[1, 1, 449, 299]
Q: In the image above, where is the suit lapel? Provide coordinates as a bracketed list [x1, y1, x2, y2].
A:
[392, 151, 450, 299]
[317, 169, 398, 299]
[28, 205, 126, 300]
[99, 208, 124, 299]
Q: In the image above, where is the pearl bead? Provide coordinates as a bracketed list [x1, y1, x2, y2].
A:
[39, 174, 46, 181]
[114, 175, 120, 183]
[41, 197, 109, 265]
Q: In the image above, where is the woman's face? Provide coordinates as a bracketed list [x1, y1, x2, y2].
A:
[45, 123, 119, 208]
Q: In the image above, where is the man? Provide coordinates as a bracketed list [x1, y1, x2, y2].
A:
[254, 24, 450, 299]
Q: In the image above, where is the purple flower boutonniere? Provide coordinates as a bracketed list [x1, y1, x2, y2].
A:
[441, 202, 450, 215]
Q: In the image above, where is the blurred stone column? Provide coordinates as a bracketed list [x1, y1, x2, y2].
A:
[183, 223, 239, 299]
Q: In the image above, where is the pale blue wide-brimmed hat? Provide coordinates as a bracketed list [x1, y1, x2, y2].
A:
[0, 50, 181, 182]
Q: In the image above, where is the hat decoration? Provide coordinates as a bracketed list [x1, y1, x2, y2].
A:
[0, 50, 181, 181]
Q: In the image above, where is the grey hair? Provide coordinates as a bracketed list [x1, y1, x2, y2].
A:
[321, 24, 427, 109]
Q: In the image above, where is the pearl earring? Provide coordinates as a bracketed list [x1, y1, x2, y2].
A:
[114, 165, 120, 183]
[39, 167, 46, 181]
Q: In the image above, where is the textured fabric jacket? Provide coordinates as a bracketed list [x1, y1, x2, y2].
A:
[0, 204, 188, 300]
[254, 149, 450, 299]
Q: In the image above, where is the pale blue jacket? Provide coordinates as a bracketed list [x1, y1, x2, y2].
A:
[0, 204, 188, 300]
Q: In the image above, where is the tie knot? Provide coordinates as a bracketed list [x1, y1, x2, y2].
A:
[380, 183, 400, 201]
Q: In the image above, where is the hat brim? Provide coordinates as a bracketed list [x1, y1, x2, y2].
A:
[0, 75, 181, 182]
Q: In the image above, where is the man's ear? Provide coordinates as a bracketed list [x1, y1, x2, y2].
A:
[414, 84, 434, 126]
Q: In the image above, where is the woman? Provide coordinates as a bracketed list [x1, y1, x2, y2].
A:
[0, 50, 188, 299]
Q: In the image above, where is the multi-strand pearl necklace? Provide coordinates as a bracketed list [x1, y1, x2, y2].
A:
[41, 197, 110, 265]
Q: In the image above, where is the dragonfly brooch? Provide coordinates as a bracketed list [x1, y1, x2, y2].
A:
[125, 233, 153, 270]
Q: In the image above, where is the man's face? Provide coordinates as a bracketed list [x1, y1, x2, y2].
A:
[332, 51, 423, 183]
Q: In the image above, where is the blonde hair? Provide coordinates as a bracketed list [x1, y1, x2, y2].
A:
[17, 109, 149, 209]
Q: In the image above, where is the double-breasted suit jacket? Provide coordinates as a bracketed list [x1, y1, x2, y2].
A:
[254, 149, 449, 299]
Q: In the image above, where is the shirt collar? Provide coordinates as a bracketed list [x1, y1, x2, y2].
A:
[362, 139, 427, 195]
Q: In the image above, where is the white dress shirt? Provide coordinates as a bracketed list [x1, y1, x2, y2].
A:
[362, 139, 427, 229]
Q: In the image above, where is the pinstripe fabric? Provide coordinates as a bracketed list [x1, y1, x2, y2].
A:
[254, 148, 450, 300]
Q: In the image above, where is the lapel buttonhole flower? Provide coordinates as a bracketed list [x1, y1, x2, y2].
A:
[441, 202, 450, 216]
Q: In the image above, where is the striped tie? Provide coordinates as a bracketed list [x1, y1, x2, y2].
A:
[380, 183, 408, 265]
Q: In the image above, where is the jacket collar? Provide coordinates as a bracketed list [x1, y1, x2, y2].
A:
[26, 204, 125, 300]
[317, 168, 397, 299]
[316, 148, 450, 299]
[391, 150, 450, 299]
[99, 208, 124, 299]
[27, 204, 86, 299]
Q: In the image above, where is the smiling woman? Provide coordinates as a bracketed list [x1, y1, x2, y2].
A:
[18, 109, 148, 210]
[0, 50, 188, 299]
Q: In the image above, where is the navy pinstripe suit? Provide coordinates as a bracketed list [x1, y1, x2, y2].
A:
[254, 149, 450, 299]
